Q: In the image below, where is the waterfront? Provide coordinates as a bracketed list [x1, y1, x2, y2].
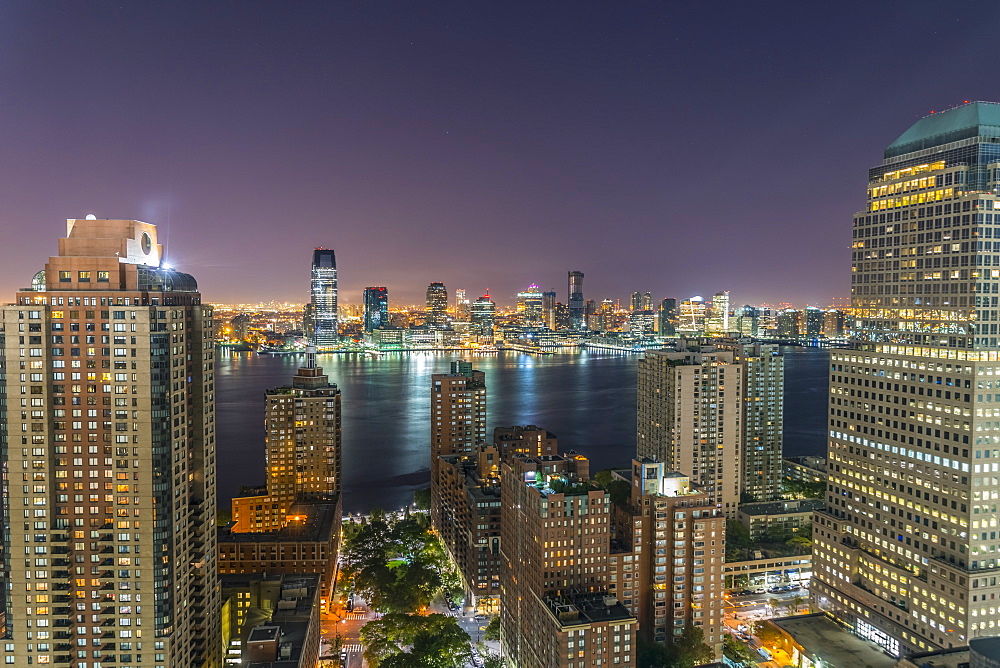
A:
[216, 346, 829, 514]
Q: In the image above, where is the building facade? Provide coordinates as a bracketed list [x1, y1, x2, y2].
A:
[636, 345, 743, 516]
[568, 271, 585, 330]
[499, 454, 637, 668]
[425, 282, 449, 329]
[309, 248, 338, 347]
[811, 101, 1000, 656]
[362, 287, 388, 332]
[0, 218, 221, 667]
[230, 350, 341, 532]
[430, 361, 487, 532]
[609, 460, 726, 654]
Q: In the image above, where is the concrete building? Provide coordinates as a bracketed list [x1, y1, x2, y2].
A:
[636, 345, 743, 516]
[435, 446, 502, 608]
[812, 101, 1000, 656]
[218, 499, 341, 615]
[783, 456, 827, 485]
[738, 499, 823, 541]
[470, 293, 496, 336]
[493, 425, 559, 460]
[230, 350, 341, 532]
[221, 573, 321, 668]
[609, 460, 726, 655]
[430, 361, 487, 532]
[499, 453, 637, 668]
[0, 218, 221, 666]
[722, 341, 784, 502]
[425, 282, 449, 329]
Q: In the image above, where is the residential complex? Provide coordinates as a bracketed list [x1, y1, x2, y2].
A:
[230, 351, 342, 532]
[0, 218, 221, 667]
[499, 453, 637, 668]
[812, 101, 1000, 655]
[609, 459, 726, 653]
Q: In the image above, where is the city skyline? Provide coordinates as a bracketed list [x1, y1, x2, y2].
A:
[3, 3, 1000, 306]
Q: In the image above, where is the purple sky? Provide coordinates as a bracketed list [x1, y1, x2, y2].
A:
[0, 1, 997, 308]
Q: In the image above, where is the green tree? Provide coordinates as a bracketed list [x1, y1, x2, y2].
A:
[726, 519, 752, 561]
[638, 626, 714, 668]
[785, 535, 812, 554]
[413, 487, 431, 510]
[723, 634, 756, 668]
[481, 652, 504, 668]
[483, 616, 500, 641]
[361, 613, 472, 668]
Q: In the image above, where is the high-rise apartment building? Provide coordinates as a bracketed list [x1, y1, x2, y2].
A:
[0, 218, 221, 667]
[803, 306, 824, 338]
[636, 345, 743, 515]
[733, 305, 759, 337]
[642, 291, 653, 312]
[230, 349, 341, 532]
[568, 271, 585, 330]
[500, 453, 637, 668]
[812, 101, 1000, 656]
[362, 286, 388, 332]
[430, 361, 486, 531]
[310, 248, 338, 347]
[722, 341, 783, 502]
[609, 460, 725, 653]
[425, 282, 449, 329]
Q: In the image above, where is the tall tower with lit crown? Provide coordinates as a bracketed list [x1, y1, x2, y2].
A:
[0, 218, 221, 667]
[812, 102, 1000, 656]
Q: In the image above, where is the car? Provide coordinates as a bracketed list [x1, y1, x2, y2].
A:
[736, 589, 756, 596]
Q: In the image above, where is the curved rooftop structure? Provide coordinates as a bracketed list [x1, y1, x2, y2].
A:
[885, 100, 1000, 158]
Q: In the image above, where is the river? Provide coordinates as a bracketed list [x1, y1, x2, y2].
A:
[215, 346, 829, 514]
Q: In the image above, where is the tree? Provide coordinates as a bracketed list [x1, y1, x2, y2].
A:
[483, 616, 500, 641]
[726, 519, 753, 561]
[361, 613, 472, 668]
[638, 626, 714, 668]
[723, 634, 756, 668]
[755, 621, 784, 647]
[412, 486, 431, 512]
[481, 652, 504, 668]
[785, 536, 811, 554]
[671, 625, 715, 668]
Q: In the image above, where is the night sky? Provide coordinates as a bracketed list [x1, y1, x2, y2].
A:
[1, 1, 998, 307]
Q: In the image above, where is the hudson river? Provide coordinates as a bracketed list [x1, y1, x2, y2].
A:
[215, 347, 829, 514]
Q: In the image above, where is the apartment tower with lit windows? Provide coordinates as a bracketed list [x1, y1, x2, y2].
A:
[811, 102, 1000, 656]
[0, 218, 221, 667]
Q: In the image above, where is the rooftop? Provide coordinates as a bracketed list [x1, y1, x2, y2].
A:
[739, 499, 825, 517]
[885, 101, 1000, 159]
[545, 592, 637, 628]
[771, 614, 896, 668]
[219, 498, 339, 544]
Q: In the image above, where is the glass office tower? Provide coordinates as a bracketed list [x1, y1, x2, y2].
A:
[363, 286, 388, 332]
[310, 248, 338, 347]
[812, 102, 1000, 656]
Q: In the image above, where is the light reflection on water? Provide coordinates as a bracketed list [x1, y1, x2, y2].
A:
[215, 346, 828, 514]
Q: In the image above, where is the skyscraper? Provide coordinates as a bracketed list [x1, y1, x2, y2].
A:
[568, 270, 585, 330]
[470, 293, 496, 335]
[425, 281, 449, 329]
[705, 290, 730, 335]
[630, 291, 643, 311]
[455, 288, 471, 321]
[0, 218, 221, 667]
[362, 286, 389, 332]
[658, 297, 678, 336]
[310, 248, 338, 347]
[641, 291, 653, 311]
[516, 283, 543, 326]
[636, 344, 743, 515]
[812, 102, 1000, 656]
[430, 361, 486, 531]
[230, 348, 342, 532]
[541, 290, 557, 330]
